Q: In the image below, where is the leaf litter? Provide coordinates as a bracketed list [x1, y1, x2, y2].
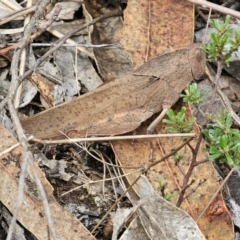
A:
[0, 0, 237, 239]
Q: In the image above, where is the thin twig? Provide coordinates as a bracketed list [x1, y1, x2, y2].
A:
[0, 136, 33, 157]
[0, 6, 36, 26]
[28, 156, 59, 239]
[202, 7, 212, 44]
[31, 133, 196, 145]
[6, 150, 30, 240]
[29, 43, 120, 48]
[187, 0, 240, 19]
[196, 167, 235, 222]
[47, 26, 94, 58]
[176, 133, 207, 207]
[6, 1, 54, 239]
[15, 0, 33, 109]
[205, 62, 223, 116]
[205, 65, 240, 126]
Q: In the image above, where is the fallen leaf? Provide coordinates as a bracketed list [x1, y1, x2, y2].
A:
[116, 0, 194, 66]
[136, 175, 206, 240]
[83, 1, 134, 80]
[29, 73, 55, 107]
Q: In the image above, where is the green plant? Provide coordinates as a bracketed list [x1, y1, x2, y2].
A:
[180, 83, 205, 104]
[202, 15, 240, 66]
[157, 178, 176, 201]
[202, 111, 240, 167]
[157, 178, 164, 192]
[163, 193, 176, 201]
[162, 107, 196, 133]
[200, 15, 240, 168]
[173, 152, 184, 162]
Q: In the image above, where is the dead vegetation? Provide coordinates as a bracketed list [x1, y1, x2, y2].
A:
[0, 0, 240, 239]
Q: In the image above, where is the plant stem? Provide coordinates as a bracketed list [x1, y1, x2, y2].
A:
[176, 133, 208, 207]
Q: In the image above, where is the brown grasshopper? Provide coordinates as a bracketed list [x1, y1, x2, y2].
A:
[21, 44, 205, 139]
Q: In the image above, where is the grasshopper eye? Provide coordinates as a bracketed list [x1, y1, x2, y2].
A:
[188, 44, 206, 80]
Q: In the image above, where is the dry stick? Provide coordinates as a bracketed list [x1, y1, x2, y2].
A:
[0, 6, 36, 26]
[0, 136, 33, 157]
[28, 156, 59, 240]
[8, 0, 59, 147]
[196, 167, 235, 222]
[205, 65, 240, 126]
[187, 0, 240, 19]
[31, 133, 195, 145]
[102, 152, 125, 206]
[6, 150, 30, 240]
[203, 63, 223, 127]
[47, 26, 94, 58]
[202, 7, 212, 44]
[196, 6, 208, 22]
[91, 137, 194, 234]
[15, 0, 33, 109]
[0, 0, 22, 11]
[6, 1, 54, 239]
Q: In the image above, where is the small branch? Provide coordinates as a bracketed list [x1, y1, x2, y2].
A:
[31, 133, 196, 145]
[28, 156, 59, 239]
[187, 0, 240, 19]
[196, 167, 235, 222]
[47, 26, 94, 58]
[176, 133, 208, 207]
[205, 65, 240, 126]
[0, 6, 36, 26]
[6, 150, 30, 240]
[0, 136, 33, 157]
[206, 61, 223, 111]
[182, 178, 206, 201]
[6, 1, 54, 239]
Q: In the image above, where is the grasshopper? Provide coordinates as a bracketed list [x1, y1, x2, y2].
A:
[21, 44, 205, 139]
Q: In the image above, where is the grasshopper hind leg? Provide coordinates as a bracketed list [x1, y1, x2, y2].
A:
[147, 108, 169, 133]
[147, 108, 169, 161]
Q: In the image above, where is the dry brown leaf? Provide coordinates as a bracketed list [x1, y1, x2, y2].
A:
[0, 124, 95, 240]
[30, 73, 55, 108]
[83, 1, 134, 80]
[137, 175, 206, 240]
[116, 0, 194, 67]
[21, 44, 204, 139]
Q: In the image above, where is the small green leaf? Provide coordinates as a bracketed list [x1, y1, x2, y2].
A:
[220, 135, 228, 149]
[209, 152, 222, 160]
